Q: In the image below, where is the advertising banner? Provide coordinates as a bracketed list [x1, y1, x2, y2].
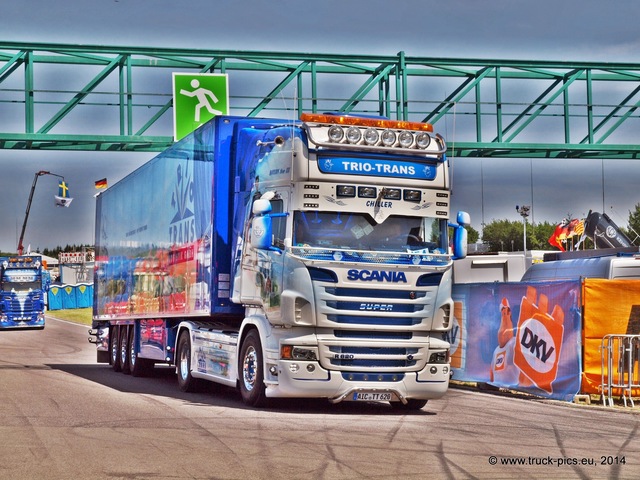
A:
[451, 280, 582, 401]
[582, 278, 640, 394]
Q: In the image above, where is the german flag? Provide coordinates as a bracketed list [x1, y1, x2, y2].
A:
[94, 178, 107, 189]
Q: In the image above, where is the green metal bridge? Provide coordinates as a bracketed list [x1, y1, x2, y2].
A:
[2, 41, 640, 159]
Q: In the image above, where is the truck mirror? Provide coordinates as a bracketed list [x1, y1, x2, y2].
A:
[452, 225, 468, 260]
[457, 211, 470, 227]
[251, 216, 273, 250]
[252, 198, 272, 215]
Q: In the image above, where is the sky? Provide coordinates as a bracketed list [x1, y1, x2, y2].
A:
[2, 0, 640, 252]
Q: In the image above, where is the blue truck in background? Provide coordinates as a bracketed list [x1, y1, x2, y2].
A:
[89, 113, 469, 409]
[0, 255, 46, 330]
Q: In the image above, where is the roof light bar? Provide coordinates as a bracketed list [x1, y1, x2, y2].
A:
[300, 113, 434, 132]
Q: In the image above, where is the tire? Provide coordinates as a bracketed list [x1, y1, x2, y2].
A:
[110, 325, 121, 372]
[239, 330, 267, 408]
[176, 331, 202, 392]
[390, 399, 428, 411]
[120, 326, 131, 374]
[129, 326, 152, 377]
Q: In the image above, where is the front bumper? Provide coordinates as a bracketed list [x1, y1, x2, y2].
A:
[266, 359, 450, 403]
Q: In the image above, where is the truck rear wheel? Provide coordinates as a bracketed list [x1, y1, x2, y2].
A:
[110, 326, 121, 372]
[129, 326, 152, 377]
[120, 326, 131, 374]
[239, 330, 267, 408]
[176, 331, 202, 392]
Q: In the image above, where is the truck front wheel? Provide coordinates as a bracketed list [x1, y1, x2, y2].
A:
[239, 330, 267, 408]
[176, 331, 202, 392]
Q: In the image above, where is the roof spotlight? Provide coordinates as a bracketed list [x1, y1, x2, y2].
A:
[381, 130, 396, 146]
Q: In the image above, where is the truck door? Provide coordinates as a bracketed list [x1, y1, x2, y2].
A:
[241, 195, 287, 322]
[258, 196, 287, 322]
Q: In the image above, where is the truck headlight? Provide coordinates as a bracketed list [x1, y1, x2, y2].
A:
[428, 350, 450, 364]
[281, 345, 317, 361]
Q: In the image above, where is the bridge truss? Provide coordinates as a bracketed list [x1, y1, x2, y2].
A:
[2, 41, 640, 158]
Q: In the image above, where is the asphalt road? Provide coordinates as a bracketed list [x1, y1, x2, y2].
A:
[0, 317, 639, 480]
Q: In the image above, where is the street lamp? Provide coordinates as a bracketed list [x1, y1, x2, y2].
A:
[516, 205, 531, 256]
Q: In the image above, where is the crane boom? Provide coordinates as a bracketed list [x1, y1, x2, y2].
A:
[17, 170, 68, 254]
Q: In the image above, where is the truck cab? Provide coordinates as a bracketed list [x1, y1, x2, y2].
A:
[0, 255, 46, 330]
[228, 113, 469, 407]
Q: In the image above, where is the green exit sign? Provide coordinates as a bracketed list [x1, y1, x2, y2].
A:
[172, 73, 229, 141]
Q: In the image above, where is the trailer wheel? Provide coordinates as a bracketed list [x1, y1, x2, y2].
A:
[120, 326, 131, 374]
[239, 330, 267, 408]
[176, 331, 202, 392]
[129, 326, 151, 377]
[110, 326, 121, 372]
[390, 399, 428, 411]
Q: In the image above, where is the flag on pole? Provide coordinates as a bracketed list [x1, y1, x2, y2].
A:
[94, 178, 107, 189]
[548, 218, 585, 251]
[55, 180, 73, 207]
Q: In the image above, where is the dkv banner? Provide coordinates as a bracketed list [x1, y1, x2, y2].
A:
[448, 280, 582, 401]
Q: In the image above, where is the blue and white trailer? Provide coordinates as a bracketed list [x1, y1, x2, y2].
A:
[90, 113, 469, 409]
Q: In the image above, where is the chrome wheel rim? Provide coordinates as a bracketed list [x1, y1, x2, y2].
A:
[179, 345, 189, 380]
[111, 336, 118, 363]
[242, 347, 257, 391]
[119, 334, 127, 366]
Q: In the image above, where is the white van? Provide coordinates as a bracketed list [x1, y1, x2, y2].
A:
[453, 254, 527, 284]
[521, 254, 640, 281]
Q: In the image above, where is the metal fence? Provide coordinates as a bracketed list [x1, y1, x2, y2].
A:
[601, 334, 640, 407]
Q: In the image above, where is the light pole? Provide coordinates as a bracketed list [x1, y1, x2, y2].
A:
[516, 205, 530, 256]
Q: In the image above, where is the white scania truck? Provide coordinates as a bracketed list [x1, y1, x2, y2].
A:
[90, 112, 469, 409]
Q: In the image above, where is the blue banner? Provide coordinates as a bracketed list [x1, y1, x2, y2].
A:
[448, 281, 582, 401]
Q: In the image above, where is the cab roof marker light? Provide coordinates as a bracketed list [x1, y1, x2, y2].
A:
[300, 113, 434, 132]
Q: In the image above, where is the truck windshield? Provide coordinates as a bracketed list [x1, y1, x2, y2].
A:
[293, 211, 447, 253]
[1, 270, 41, 292]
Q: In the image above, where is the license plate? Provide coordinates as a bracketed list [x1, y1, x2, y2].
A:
[352, 392, 392, 401]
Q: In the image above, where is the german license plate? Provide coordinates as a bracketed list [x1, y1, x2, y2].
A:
[352, 392, 392, 401]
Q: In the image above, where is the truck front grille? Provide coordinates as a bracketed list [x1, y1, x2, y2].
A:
[328, 345, 419, 368]
[318, 339, 427, 372]
[9, 298, 37, 314]
[316, 284, 435, 329]
[310, 270, 444, 373]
